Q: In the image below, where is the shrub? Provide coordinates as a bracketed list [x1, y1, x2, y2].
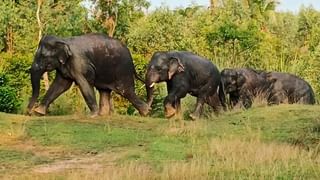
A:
[0, 73, 20, 113]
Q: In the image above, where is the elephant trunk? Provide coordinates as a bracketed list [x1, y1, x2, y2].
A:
[27, 63, 44, 114]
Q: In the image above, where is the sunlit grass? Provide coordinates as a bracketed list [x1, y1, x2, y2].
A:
[0, 104, 319, 179]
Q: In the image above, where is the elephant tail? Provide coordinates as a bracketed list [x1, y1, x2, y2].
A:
[218, 81, 227, 111]
[134, 70, 145, 84]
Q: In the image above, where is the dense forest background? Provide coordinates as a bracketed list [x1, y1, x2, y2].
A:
[0, 0, 319, 115]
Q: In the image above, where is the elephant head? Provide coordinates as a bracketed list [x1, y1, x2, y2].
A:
[145, 52, 184, 107]
[27, 35, 72, 114]
[221, 69, 246, 93]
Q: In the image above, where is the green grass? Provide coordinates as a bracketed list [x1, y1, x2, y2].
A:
[147, 136, 192, 161]
[0, 104, 319, 179]
[209, 105, 320, 149]
[26, 119, 157, 151]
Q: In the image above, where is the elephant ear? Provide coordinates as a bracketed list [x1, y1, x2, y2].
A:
[56, 40, 72, 65]
[266, 72, 277, 83]
[168, 57, 184, 80]
[236, 72, 246, 87]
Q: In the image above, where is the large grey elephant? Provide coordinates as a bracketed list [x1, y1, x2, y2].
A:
[145, 51, 226, 120]
[27, 33, 149, 117]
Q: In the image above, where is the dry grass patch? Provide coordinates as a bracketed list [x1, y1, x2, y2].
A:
[251, 91, 270, 108]
[160, 160, 210, 180]
[206, 138, 320, 178]
[7, 162, 155, 180]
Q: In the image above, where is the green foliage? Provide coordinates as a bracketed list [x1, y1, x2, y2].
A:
[0, 73, 20, 113]
[87, 0, 150, 40]
[42, 0, 88, 37]
[1, 53, 32, 90]
[0, 0, 320, 115]
[0, 86, 20, 113]
[127, 8, 186, 55]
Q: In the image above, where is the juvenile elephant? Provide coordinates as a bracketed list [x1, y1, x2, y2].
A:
[27, 33, 149, 117]
[266, 72, 315, 105]
[221, 68, 270, 108]
[145, 51, 225, 119]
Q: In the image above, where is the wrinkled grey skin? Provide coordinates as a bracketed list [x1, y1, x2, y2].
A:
[266, 72, 315, 105]
[221, 68, 270, 109]
[27, 33, 149, 117]
[145, 51, 226, 120]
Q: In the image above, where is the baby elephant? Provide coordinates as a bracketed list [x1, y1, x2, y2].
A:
[221, 68, 270, 109]
[266, 72, 315, 105]
[145, 51, 225, 120]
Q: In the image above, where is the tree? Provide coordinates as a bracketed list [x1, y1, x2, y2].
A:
[36, 0, 49, 90]
[246, 0, 279, 31]
[210, 0, 218, 14]
[88, 0, 150, 40]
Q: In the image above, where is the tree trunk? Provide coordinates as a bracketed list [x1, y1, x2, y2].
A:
[210, 0, 218, 14]
[242, 0, 249, 9]
[103, 16, 116, 37]
[5, 25, 14, 53]
[37, 0, 49, 90]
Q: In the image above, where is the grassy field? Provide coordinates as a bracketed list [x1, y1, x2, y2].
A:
[0, 104, 319, 179]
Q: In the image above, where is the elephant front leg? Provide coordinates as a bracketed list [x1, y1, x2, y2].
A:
[268, 91, 287, 105]
[235, 89, 252, 109]
[34, 74, 73, 115]
[98, 89, 113, 116]
[164, 89, 187, 118]
[76, 77, 99, 117]
[175, 99, 182, 117]
[164, 103, 176, 118]
[189, 97, 205, 120]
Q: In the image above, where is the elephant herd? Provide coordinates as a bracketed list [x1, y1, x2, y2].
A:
[27, 33, 316, 120]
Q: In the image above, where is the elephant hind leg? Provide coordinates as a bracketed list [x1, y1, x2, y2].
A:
[122, 89, 149, 116]
[189, 97, 206, 120]
[295, 93, 314, 105]
[98, 89, 113, 116]
[205, 94, 222, 115]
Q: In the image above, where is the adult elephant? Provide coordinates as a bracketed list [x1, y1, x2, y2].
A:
[266, 72, 315, 105]
[145, 51, 225, 120]
[27, 33, 149, 117]
[221, 68, 270, 109]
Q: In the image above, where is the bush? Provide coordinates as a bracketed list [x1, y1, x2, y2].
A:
[0, 73, 20, 113]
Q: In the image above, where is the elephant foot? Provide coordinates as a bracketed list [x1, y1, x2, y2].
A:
[138, 105, 150, 117]
[98, 111, 110, 116]
[98, 108, 111, 116]
[33, 106, 46, 116]
[90, 111, 99, 118]
[26, 108, 33, 116]
[165, 104, 176, 118]
[189, 113, 199, 120]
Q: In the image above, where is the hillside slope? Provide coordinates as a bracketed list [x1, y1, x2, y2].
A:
[0, 105, 319, 179]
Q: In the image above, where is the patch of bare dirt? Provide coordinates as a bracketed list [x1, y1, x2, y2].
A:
[32, 151, 128, 173]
